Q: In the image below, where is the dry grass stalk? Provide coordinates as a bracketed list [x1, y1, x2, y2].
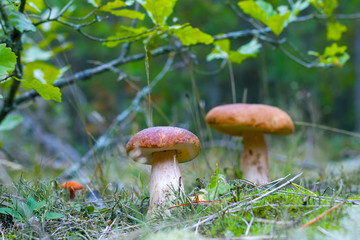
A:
[297, 201, 345, 231]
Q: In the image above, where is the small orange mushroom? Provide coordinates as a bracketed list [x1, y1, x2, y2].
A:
[61, 181, 83, 201]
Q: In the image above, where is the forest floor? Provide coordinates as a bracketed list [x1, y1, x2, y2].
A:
[0, 165, 359, 239]
[1, 133, 360, 239]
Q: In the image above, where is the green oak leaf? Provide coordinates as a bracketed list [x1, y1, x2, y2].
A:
[8, 10, 36, 32]
[323, 43, 347, 57]
[228, 51, 252, 64]
[238, 0, 291, 35]
[214, 39, 231, 53]
[207, 38, 261, 64]
[0, 44, 17, 78]
[206, 39, 231, 61]
[205, 164, 229, 200]
[256, 0, 277, 16]
[285, 0, 310, 26]
[22, 61, 62, 102]
[322, 0, 338, 15]
[100, 0, 126, 11]
[266, 12, 291, 36]
[310, 0, 338, 15]
[0, 114, 23, 131]
[105, 9, 145, 19]
[312, 43, 349, 67]
[238, 1, 267, 22]
[170, 25, 213, 46]
[88, 0, 101, 7]
[292, 0, 310, 15]
[229, 38, 261, 64]
[25, 0, 45, 13]
[103, 26, 152, 47]
[326, 21, 347, 41]
[238, 38, 261, 55]
[142, 0, 177, 26]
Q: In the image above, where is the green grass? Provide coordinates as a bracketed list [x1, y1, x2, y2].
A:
[0, 132, 360, 239]
[0, 170, 358, 239]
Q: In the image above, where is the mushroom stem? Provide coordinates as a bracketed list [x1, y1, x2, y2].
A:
[241, 132, 269, 185]
[69, 188, 75, 201]
[149, 150, 183, 212]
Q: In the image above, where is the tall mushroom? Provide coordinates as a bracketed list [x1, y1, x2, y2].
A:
[126, 126, 201, 212]
[205, 104, 294, 185]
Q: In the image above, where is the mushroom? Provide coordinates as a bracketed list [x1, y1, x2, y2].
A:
[61, 181, 83, 201]
[205, 104, 294, 184]
[126, 126, 201, 212]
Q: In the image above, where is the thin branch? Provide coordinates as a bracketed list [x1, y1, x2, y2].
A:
[55, 0, 75, 19]
[55, 18, 158, 42]
[214, 28, 272, 41]
[295, 12, 360, 22]
[228, 0, 264, 30]
[33, 0, 75, 26]
[279, 45, 319, 68]
[13, 45, 174, 107]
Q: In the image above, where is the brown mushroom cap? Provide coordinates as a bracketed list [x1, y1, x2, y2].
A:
[205, 104, 294, 136]
[126, 126, 201, 164]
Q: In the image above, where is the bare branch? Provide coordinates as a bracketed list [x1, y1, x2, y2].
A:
[295, 12, 360, 22]
[279, 45, 320, 68]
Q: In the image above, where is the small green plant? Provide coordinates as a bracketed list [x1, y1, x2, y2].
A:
[0, 196, 63, 222]
[205, 164, 230, 200]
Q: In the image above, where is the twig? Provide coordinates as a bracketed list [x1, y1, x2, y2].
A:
[99, 217, 117, 240]
[14, 45, 175, 107]
[279, 45, 319, 68]
[297, 201, 345, 231]
[245, 205, 255, 236]
[317, 226, 336, 238]
[295, 12, 360, 22]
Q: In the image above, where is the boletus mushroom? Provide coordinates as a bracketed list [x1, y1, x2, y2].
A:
[126, 126, 201, 212]
[205, 104, 294, 185]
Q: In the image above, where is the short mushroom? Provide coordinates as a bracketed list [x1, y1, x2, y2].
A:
[205, 104, 294, 184]
[61, 181, 83, 201]
[126, 126, 201, 212]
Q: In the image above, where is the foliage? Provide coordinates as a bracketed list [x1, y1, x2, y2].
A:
[0, 196, 63, 222]
[204, 163, 230, 200]
[0, 44, 17, 78]
[0, 0, 360, 238]
[0, 0, 355, 115]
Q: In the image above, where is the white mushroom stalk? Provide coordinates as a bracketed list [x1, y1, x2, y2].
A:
[149, 150, 183, 212]
[241, 132, 269, 185]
